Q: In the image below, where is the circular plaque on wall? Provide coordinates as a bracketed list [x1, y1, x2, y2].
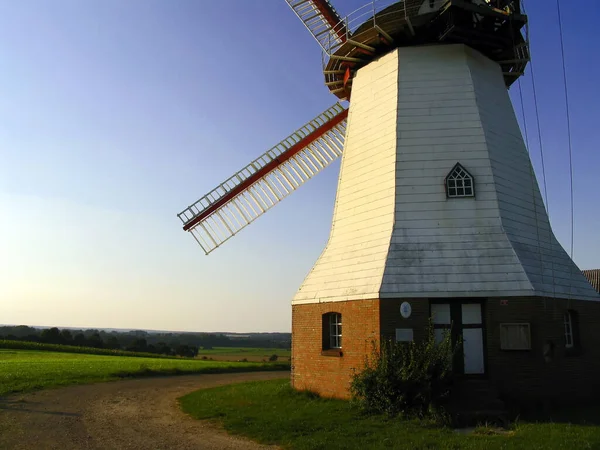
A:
[400, 302, 412, 319]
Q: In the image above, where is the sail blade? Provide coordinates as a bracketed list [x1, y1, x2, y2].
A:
[178, 103, 348, 254]
[285, 0, 346, 54]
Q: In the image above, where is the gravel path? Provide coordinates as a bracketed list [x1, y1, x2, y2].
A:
[0, 371, 288, 449]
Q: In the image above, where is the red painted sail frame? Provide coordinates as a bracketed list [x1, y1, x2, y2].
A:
[181, 108, 348, 232]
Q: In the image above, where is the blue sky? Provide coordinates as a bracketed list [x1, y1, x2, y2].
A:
[1, 1, 598, 332]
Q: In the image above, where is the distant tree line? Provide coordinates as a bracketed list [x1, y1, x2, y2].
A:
[0, 325, 290, 357]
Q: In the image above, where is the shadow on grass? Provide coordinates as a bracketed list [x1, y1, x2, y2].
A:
[0, 399, 81, 417]
[112, 364, 290, 379]
[515, 405, 600, 427]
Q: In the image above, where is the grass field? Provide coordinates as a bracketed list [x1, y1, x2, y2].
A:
[180, 379, 600, 450]
[0, 339, 180, 359]
[0, 349, 288, 397]
[197, 347, 290, 362]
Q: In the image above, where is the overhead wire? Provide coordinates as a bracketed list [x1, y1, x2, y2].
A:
[555, 0, 576, 300]
[555, 0, 575, 261]
[520, 0, 556, 300]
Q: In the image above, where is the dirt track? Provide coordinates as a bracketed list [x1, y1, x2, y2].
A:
[0, 371, 288, 449]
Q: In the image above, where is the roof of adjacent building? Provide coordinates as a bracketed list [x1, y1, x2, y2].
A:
[583, 270, 600, 293]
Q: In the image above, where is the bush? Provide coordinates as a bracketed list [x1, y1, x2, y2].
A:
[350, 322, 459, 418]
[269, 354, 278, 362]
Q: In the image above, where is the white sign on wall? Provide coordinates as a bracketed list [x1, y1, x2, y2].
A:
[396, 328, 414, 342]
[400, 302, 412, 319]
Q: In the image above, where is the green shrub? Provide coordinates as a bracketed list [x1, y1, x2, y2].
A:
[350, 322, 459, 418]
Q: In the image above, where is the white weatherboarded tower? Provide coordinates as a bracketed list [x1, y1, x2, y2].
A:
[294, 44, 598, 305]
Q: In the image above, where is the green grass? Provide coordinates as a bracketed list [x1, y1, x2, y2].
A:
[179, 379, 600, 450]
[0, 350, 288, 397]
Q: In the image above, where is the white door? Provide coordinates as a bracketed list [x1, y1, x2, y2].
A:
[461, 304, 485, 375]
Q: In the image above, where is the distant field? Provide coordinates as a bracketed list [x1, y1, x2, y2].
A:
[0, 350, 289, 397]
[0, 339, 178, 359]
[197, 347, 290, 362]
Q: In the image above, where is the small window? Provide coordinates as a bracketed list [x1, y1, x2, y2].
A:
[445, 163, 475, 198]
[564, 310, 580, 350]
[322, 313, 342, 350]
[564, 312, 574, 348]
[500, 323, 531, 350]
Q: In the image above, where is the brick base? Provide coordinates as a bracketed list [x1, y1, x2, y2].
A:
[292, 297, 600, 405]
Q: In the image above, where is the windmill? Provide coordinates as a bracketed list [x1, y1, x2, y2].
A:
[178, 0, 600, 401]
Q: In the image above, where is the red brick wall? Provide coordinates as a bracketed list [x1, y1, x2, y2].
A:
[291, 299, 380, 399]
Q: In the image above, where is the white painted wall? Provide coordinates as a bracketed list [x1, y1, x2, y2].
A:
[293, 44, 599, 305]
[465, 46, 598, 300]
[293, 51, 399, 304]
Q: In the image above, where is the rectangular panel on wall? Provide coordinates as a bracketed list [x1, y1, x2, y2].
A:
[395, 328, 414, 342]
[461, 303, 482, 324]
[500, 323, 531, 350]
[434, 329, 450, 345]
[431, 304, 451, 325]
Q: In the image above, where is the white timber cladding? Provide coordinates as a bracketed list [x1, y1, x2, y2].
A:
[463, 46, 599, 301]
[294, 50, 400, 303]
[293, 44, 600, 305]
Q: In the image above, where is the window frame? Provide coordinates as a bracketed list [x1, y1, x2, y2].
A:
[563, 309, 581, 355]
[445, 163, 475, 198]
[328, 313, 342, 349]
[322, 312, 343, 356]
[499, 323, 531, 351]
[564, 311, 574, 349]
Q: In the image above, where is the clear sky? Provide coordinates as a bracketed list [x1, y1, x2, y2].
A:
[1, 1, 598, 333]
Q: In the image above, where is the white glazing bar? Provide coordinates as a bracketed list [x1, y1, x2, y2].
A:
[245, 190, 266, 214]
[254, 184, 276, 207]
[264, 175, 285, 199]
[205, 217, 225, 244]
[320, 134, 341, 157]
[312, 140, 333, 161]
[291, 154, 312, 178]
[284, 161, 306, 185]
[271, 172, 292, 195]
[198, 222, 218, 249]
[262, 178, 283, 203]
[239, 192, 261, 217]
[276, 167, 298, 190]
[215, 210, 235, 236]
[190, 229, 209, 254]
[299, 150, 320, 173]
[297, 152, 318, 175]
[221, 206, 243, 231]
[232, 198, 252, 224]
[307, 144, 328, 166]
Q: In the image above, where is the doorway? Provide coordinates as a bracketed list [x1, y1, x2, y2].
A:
[430, 301, 486, 376]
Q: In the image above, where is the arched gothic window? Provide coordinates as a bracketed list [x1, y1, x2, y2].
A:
[445, 163, 475, 198]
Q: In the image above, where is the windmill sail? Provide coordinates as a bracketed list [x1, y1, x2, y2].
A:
[178, 103, 348, 254]
[285, 0, 346, 53]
